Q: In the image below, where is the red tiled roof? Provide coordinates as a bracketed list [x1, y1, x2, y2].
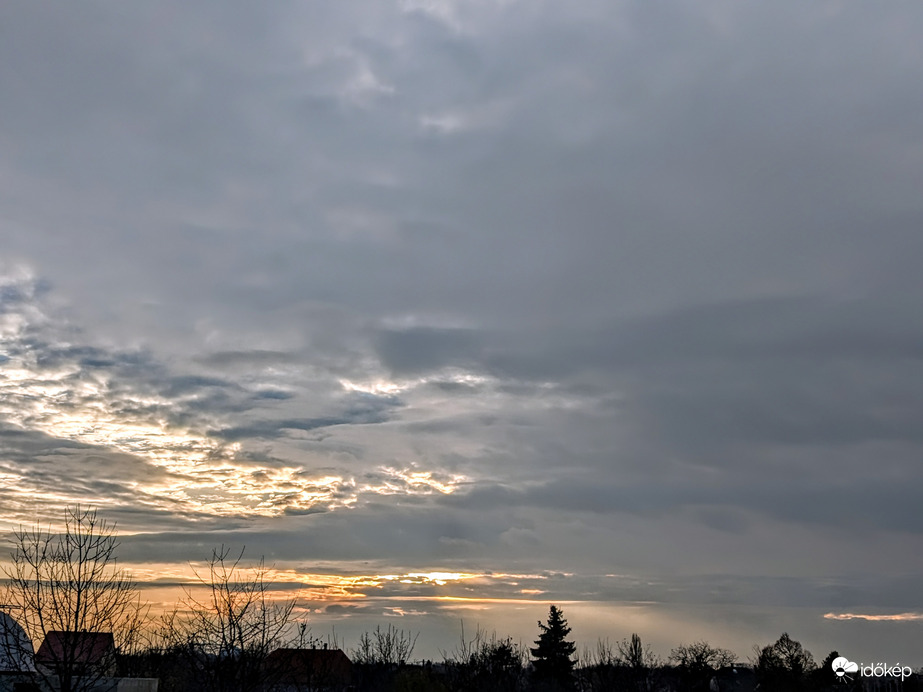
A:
[35, 631, 115, 666]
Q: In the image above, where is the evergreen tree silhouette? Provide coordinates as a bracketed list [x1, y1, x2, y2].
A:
[530, 605, 576, 691]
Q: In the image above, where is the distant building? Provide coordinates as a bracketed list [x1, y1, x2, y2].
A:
[266, 647, 355, 691]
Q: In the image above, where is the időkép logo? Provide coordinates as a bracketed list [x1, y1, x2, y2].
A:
[832, 656, 912, 682]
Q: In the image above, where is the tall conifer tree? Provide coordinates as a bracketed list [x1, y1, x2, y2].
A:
[530, 605, 576, 690]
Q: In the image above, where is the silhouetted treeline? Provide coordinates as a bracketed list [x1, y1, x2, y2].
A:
[113, 619, 923, 692]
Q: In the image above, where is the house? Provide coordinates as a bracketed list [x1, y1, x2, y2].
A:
[0, 626, 156, 692]
[265, 647, 355, 691]
[0, 612, 34, 673]
[35, 632, 117, 678]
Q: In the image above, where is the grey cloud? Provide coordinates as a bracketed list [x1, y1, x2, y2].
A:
[0, 278, 51, 307]
[324, 604, 367, 615]
[252, 389, 295, 401]
[425, 380, 482, 393]
[118, 501, 504, 567]
[457, 296, 923, 383]
[198, 350, 301, 367]
[397, 296, 923, 466]
[442, 474, 923, 535]
[159, 375, 238, 397]
[375, 327, 483, 375]
[211, 397, 401, 441]
[0, 424, 192, 526]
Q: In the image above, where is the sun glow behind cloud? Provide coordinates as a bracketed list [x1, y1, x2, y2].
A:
[0, 351, 467, 515]
[339, 378, 408, 396]
[0, 367, 229, 470]
[366, 468, 468, 495]
[0, 270, 471, 522]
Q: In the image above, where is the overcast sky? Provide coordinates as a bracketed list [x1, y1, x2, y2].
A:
[2, 0, 923, 663]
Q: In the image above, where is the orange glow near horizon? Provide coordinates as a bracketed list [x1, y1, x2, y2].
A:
[111, 565, 555, 607]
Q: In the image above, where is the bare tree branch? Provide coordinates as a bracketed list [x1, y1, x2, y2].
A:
[160, 545, 297, 692]
[1, 506, 143, 692]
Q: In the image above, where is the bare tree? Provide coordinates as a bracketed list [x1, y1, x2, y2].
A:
[753, 632, 815, 692]
[577, 635, 660, 692]
[351, 623, 418, 691]
[443, 624, 524, 692]
[351, 623, 417, 668]
[669, 641, 736, 692]
[577, 639, 618, 691]
[161, 545, 296, 692]
[0, 506, 142, 692]
[616, 633, 660, 691]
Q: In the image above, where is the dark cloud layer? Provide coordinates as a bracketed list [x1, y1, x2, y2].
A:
[2, 0, 923, 662]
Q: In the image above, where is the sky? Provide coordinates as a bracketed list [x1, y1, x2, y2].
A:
[1, 0, 923, 664]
